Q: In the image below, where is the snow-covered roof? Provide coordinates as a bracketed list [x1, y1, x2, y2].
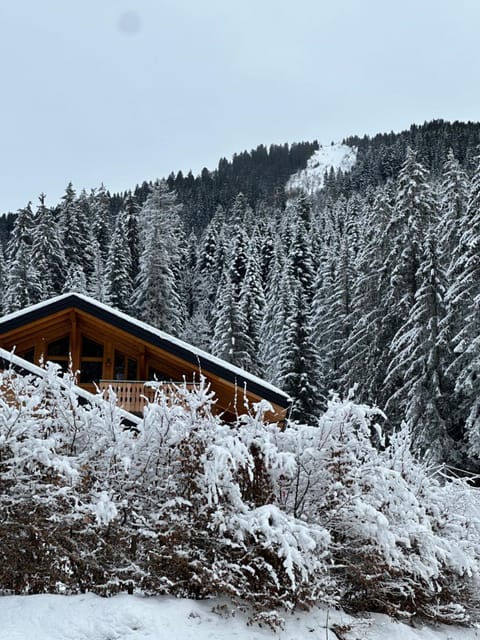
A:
[0, 293, 291, 408]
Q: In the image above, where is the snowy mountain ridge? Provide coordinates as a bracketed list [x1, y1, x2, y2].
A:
[286, 142, 357, 194]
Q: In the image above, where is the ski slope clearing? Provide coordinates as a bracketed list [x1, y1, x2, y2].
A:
[286, 142, 357, 194]
[0, 594, 479, 640]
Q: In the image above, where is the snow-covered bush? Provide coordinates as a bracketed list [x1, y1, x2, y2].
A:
[277, 396, 480, 623]
[1, 366, 479, 626]
[0, 367, 331, 620]
[107, 383, 333, 619]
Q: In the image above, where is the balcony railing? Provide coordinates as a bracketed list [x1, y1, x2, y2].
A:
[98, 380, 197, 413]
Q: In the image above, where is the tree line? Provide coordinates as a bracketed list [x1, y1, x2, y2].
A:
[2, 125, 480, 470]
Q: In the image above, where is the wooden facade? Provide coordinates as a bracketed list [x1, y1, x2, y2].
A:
[0, 294, 290, 422]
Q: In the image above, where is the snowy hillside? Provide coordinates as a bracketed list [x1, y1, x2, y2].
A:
[1, 594, 479, 640]
[286, 142, 357, 194]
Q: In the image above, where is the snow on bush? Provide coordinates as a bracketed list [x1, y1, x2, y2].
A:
[276, 396, 480, 623]
[0, 366, 479, 625]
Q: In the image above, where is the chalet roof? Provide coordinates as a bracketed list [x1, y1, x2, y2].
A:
[0, 293, 291, 410]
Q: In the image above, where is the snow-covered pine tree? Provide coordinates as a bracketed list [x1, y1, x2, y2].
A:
[438, 149, 469, 269]
[59, 183, 95, 279]
[76, 188, 97, 282]
[5, 201, 34, 261]
[123, 193, 141, 284]
[32, 193, 66, 297]
[181, 231, 213, 349]
[89, 184, 113, 257]
[133, 180, 186, 335]
[341, 184, 395, 403]
[87, 237, 107, 302]
[284, 193, 315, 301]
[277, 277, 320, 423]
[238, 246, 266, 377]
[0, 243, 5, 313]
[445, 153, 480, 465]
[386, 225, 454, 461]
[3, 202, 42, 312]
[380, 148, 436, 411]
[226, 193, 251, 295]
[63, 264, 88, 294]
[311, 250, 337, 391]
[211, 270, 254, 371]
[259, 242, 289, 384]
[104, 209, 133, 312]
[184, 206, 226, 349]
[318, 221, 356, 397]
[255, 217, 277, 286]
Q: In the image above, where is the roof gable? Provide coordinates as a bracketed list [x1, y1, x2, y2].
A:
[0, 293, 290, 410]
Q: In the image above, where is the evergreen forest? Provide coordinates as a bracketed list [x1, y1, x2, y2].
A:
[2, 119, 480, 472]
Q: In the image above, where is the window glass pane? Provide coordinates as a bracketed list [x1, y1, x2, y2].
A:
[114, 351, 125, 380]
[80, 360, 103, 383]
[47, 336, 70, 356]
[82, 336, 104, 358]
[127, 358, 137, 380]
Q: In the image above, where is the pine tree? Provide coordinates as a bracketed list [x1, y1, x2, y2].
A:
[226, 194, 251, 294]
[438, 149, 468, 267]
[123, 194, 141, 284]
[3, 202, 42, 312]
[104, 210, 133, 312]
[89, 184, 112, 257]
[63, 264, 88, 294]
[6, 202, 34, 261]
[259, 243, 288, 384]
[284, 194, 315, 300]
[386, 227, 453, 461]
[379, 148, 436, 410]
[0, 244, 5, 313]
[32, 193, 66, 297]
[211, 271, 254, 370]
[59, 183, 94, 276]
[76, 189, 97, 281]
[312, 250, 342, 398]
[277, 279, 320, 423]
[133, 181, 186, 335]
[238, 247, 266, 377]
[445, 154, 480, 462]
[88, 238, 107, 302]
[3, 241, 42, 312]
[341, 184, 395, 403]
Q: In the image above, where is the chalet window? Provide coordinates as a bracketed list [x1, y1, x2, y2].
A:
[81, 336, 104, 358]
[79, 336, 103, 383]
[47, 336, 70, 371]
[114, 351, 138, 381]
[48, 336, 69, 356]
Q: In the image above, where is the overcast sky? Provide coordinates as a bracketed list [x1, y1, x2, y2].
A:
[1, 0, 479, 213]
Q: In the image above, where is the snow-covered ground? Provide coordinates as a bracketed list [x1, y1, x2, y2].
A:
[286, 142, 357, 195]
[0, 594, 479, 640]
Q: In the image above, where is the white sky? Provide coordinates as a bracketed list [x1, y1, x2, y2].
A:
[1, 0, 479, 213]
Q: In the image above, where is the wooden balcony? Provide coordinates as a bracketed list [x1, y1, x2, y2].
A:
[98, 380, 197, 413]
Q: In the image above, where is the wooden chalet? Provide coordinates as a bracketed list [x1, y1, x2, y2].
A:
[0, 293, 290, 422]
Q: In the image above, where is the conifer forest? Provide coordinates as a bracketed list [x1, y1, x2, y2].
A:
[2, 120, 480, 471]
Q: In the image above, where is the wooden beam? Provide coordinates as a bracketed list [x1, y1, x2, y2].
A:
[69, 310, 79, 373]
